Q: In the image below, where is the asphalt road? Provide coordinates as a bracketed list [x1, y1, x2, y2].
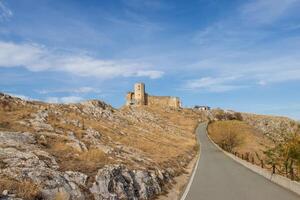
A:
[185, 123, 299, 200]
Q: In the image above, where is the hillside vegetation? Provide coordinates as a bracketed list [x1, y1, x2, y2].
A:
[0, 93, 203, 200]
[208, 109, 300, 181]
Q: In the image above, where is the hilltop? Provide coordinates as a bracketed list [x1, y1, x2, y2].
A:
[0, 93, 204, 200]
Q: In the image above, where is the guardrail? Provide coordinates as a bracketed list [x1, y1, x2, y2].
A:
[207, 131, 300, 196]
[229, 151, 299, 182]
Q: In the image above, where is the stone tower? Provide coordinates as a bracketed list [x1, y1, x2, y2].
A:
[134, 83, 146, 105]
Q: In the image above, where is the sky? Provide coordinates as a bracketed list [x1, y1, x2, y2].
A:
[0, 0, 300, 119]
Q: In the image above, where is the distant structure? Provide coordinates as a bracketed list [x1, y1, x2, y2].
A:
[126, 83, 181, 108]
[194, 105, 211, 111]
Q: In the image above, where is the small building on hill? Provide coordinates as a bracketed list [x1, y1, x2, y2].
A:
[126, 83, 181, 108]
[194, 105, 211, 111]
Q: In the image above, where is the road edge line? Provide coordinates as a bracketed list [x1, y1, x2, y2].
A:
[206, 125, 300, 196]
[179, 122, 204, 200]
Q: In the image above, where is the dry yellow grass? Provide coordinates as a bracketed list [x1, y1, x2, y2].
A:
[0, 108, 35, 132]
[0, 177, 41, 200]
[208, 120, 273, 157]
[54, 191, 70, 200]
[78, 148, 108, 162]
[46, 140, 111, 175]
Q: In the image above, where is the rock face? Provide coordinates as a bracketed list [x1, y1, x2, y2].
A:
[90, 165, 168, 200]
[78, 100, 115, 120]
[0, 132, 87, 200]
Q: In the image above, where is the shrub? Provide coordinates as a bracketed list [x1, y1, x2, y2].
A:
[219, 127, 244, 152]
[208, 121, 245, 152]
[264, 134, 300, 179]
[234, 112, 243, 121]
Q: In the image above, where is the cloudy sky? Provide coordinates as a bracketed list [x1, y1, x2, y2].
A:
[0, 0, 300, 119]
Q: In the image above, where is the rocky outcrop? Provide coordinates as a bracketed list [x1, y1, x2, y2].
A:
[0, 131, 86, 199]
[90, 165, 169, 200]
[69, 100, 115, 120]
[241, 113, 299, 142]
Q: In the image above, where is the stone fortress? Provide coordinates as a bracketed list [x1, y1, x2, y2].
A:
[126, 83, 181, 108]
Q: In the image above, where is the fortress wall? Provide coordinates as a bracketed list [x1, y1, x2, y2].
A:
[147, 96, 180, 108]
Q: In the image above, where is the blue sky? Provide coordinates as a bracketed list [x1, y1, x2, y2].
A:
[1, 0, 300, 119]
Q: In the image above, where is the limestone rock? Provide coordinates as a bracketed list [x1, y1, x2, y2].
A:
[29, 110, 54, 131]
[90, 165, 167, 200]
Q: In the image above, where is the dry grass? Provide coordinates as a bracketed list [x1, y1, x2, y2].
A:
[46, 139, 111, 175]
[0, 176, 41, 200]
[208, 120, 272, 156]
[54, 191, 70, 200]
[0, 95, 202, 191]
[0, 108, 35, 132]
[78, 148, 108, 162]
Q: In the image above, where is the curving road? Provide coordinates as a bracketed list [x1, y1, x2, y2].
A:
[185, 123, 299, 200]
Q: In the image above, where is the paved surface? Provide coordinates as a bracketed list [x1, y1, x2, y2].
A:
[185, 123, 299, 200]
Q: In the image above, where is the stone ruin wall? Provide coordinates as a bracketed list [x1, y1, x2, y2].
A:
[147, 96, 180, 108]
[125, 83, 181, 108]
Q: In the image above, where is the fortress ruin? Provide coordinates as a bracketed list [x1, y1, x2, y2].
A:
[126, 83, 181, 108]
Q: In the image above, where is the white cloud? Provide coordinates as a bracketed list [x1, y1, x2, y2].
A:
[134, 70, 164, 79]
[38, 87, 100, 94]
[45, 96, 83, 104]
[241, 0, 299, 24]
[183, 76, 245, 92]
[0, 41, 164, 79]
[73, 87, 97, 93]
[0, 1, 13, 21]
[185, 53, 300, 89]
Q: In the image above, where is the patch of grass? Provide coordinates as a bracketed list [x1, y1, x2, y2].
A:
[0, 121, 10, 130]
[78, 148, 108, 162]
[54, 191, 70, 200]
[0, 177, 41, 200]
[208, 120, 271, 155]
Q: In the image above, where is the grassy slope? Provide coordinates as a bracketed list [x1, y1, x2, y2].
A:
[208, 120, 273, 158]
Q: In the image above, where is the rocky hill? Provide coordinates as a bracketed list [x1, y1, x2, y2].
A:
[0, 93, 203, 200]
[240, 113, 299, 142]
[206, 108, 299, 142]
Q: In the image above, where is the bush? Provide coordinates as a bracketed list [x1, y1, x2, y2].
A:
[213, 109, 243, 121]
[219, 127, 244, 152]
[208, 121, 245, 152]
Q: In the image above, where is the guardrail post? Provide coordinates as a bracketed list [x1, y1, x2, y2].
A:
[246, 152, 249, 161]
[290, 166, 294, 180]
[272, 164, 276, 174]
[261, 160, 264, 168]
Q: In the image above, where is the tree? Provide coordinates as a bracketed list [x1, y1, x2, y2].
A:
[264, 134, 300, 179]
[219, 125, 244, 152]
